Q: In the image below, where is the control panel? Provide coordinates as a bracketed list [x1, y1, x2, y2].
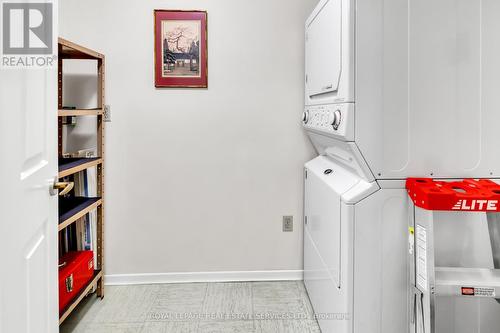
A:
[302, 103, 354, 141]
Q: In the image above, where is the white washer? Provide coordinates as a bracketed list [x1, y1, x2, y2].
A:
[304, 146, 409, 333]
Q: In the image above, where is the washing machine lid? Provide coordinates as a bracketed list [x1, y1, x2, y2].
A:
[305, 0, 342, 98]
[306, 155, 359, 196]
[306, 154, 379, 204]
[307, 131, 376, 184]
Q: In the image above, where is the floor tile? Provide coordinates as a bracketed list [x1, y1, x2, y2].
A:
[79, 322, 145, 333]
[198, 320, 257, 333]
[201, 282, 253, 319]
[297, 281, 316, 319]
[147, 283, 208, 322]
[86, 285, 160, 324]
[140, 321, 199, 333]
[257, 319, 319, 333]
[60, 281, 321, 333]
[252, 282, 309, 319]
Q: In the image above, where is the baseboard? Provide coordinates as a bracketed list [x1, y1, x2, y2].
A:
[105, 270, 304, 286]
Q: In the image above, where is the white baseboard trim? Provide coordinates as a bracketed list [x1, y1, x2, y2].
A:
[105, 270, 303, 286]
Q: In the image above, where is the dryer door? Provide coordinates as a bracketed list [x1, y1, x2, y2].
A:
[305, 0, 342, 98]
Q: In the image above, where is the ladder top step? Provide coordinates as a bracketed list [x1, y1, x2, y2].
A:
[406, 178, 500, 212]
[435, 267, 500, 298]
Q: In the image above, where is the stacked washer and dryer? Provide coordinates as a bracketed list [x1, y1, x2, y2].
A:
[302, 0, 500, 332]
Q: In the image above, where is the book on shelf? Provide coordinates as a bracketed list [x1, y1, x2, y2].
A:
[59, 148, 99, 270]
[73, 149, 99, 269]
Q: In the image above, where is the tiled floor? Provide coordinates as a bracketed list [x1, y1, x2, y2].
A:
[60, 281, 321, 333]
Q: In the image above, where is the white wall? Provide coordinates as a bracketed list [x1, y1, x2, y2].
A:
[62, 60, 98, 154]
[60, 0, 317, 280]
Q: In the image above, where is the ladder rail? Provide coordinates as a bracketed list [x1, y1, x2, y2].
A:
[487, 213, 500, 304]
[408, 201, 416, 331]
[409, 202, 437, 333]
[416, 207, 437, 333]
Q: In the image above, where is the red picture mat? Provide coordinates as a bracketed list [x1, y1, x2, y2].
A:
[154, 10, 208, 88]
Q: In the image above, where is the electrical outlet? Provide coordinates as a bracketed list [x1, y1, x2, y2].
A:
[283, 216, 293, 232]
[104, 104, 111, 122]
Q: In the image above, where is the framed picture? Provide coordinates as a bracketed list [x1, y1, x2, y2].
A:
[154, 10, 208, 88]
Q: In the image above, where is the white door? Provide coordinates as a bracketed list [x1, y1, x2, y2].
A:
[0, 68, 58, 330]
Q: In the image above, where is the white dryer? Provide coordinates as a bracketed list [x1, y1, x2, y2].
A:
[304, 0, 500, 179]
[303, 0, 500, 332]
[303, 139, 410, 333]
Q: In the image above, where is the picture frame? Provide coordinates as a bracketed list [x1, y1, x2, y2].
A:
[154, 10, 208, 88]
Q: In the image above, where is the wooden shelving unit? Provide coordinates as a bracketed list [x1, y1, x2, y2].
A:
[59, 197, 102, 232]
[57, 37, 106, 325]
[58, 270, 103, 324]
[59, 157, 103, 178]
[58, 108, 104, 117]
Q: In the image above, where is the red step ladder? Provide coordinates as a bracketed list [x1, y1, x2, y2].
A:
[407, 178, 500, 333]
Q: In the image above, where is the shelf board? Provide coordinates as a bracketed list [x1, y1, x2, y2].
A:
[59, 270, 103, 325]
[59, 109, 103, 117]
[59, 157, 102, 178]
[59, 37, 104, 60]
[59, 197, 102, 231]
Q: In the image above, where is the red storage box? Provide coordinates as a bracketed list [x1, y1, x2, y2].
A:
[58, 251, 94, 313]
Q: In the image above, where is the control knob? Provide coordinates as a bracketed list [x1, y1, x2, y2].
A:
[302, 110, 309, 124]
[331, 110, 341, 130]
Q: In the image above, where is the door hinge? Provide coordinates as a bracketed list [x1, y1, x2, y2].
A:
[305, 169, 308, 179]
[305, 216, 308, 225]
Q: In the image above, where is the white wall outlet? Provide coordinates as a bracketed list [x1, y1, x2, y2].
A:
[283, 216, 293, 232]
[104, 104, 111, 122]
